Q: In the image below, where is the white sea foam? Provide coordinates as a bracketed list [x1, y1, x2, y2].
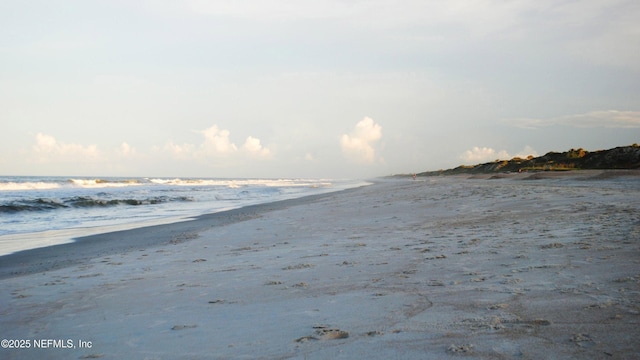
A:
[0, 216, 194, 256]
[0, 182, 62, 191]
[147, 178, 333, 188]
[69, 178, 143, 188]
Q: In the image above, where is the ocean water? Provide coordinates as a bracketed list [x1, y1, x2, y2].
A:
[0, 176, 367, 255]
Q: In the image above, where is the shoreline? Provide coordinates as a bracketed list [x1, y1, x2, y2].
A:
[0, 185, 365, 280]
[0, 177, 363, 257]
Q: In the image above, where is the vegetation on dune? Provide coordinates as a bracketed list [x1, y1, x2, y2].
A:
[415, 144, 640, 176]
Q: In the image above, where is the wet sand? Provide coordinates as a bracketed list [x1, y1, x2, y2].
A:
[1, 170, 639, 359]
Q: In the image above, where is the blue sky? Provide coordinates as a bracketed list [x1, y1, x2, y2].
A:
[1, 0, 639, 178]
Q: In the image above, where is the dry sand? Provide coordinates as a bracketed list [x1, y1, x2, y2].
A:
[1, 170, 639, 359]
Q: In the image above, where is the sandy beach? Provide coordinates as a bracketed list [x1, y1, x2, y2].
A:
[1, 170, 639, 359]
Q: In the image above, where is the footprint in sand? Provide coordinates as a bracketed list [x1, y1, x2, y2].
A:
[487, 303, 509, 310]
[171, 325, 197, 330]
[540, 242, 564, 249]
[78, 273, 103, 279]
[447, 344, 474, 353]
[79, 354, 105, 359]
[313, 325, 349, 340]
[295, 325, 349, 342]
[570, 333, 595, 347]
[282, 263, 313, 270]
[295, 336, 316, 343]
[316, 328, 349, 340]
[427, 280, 445, 286]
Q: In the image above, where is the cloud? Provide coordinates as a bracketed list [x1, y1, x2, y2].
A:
[460, 146, 537, 164]
[117, 142, 138, 157]
[199, 125, 238, 156]
[242, 136, 272, 159]
[164, 125, 272, 161]
[341, 117, 383, 164]
[460, 147, 510, 164]
[509, 110, 640, 129]
[512, 146, 538, 160]
[31, 133, 102, 163]
[164, 141, 196, 159]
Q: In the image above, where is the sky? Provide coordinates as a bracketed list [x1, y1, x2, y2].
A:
[1, 0, 639, 179]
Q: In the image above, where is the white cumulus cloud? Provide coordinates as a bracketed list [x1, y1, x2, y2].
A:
[460, 146, 537, 164]
[117, 142, 138, 157]
[164, 125, 272, 161]
[164, 141, 196, 159]
[341, 117, 383, 164]
[460, 147, 510, 163]
[32, 133, 101, 163]
[199, 125, 238, 156]
[242, 136, 272, 158]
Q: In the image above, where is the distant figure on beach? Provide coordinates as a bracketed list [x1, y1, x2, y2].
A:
[412, 174, 417, 180]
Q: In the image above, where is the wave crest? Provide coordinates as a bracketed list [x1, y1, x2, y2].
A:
[69, 178, 144, 188]
[0, 196, 194, 213]
[0, 182, 62, 191]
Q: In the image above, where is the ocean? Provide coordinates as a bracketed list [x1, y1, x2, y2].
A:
[0, 176, 367, 256]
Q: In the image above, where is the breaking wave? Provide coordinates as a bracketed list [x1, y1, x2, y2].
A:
[1, 178, 333, 191]
[68, 178, 145, 188]
[0, 196, 194, 213]
[0, 176, 364, 243]
[0, 182, 62, 191]
[148, 178, 333, 188]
